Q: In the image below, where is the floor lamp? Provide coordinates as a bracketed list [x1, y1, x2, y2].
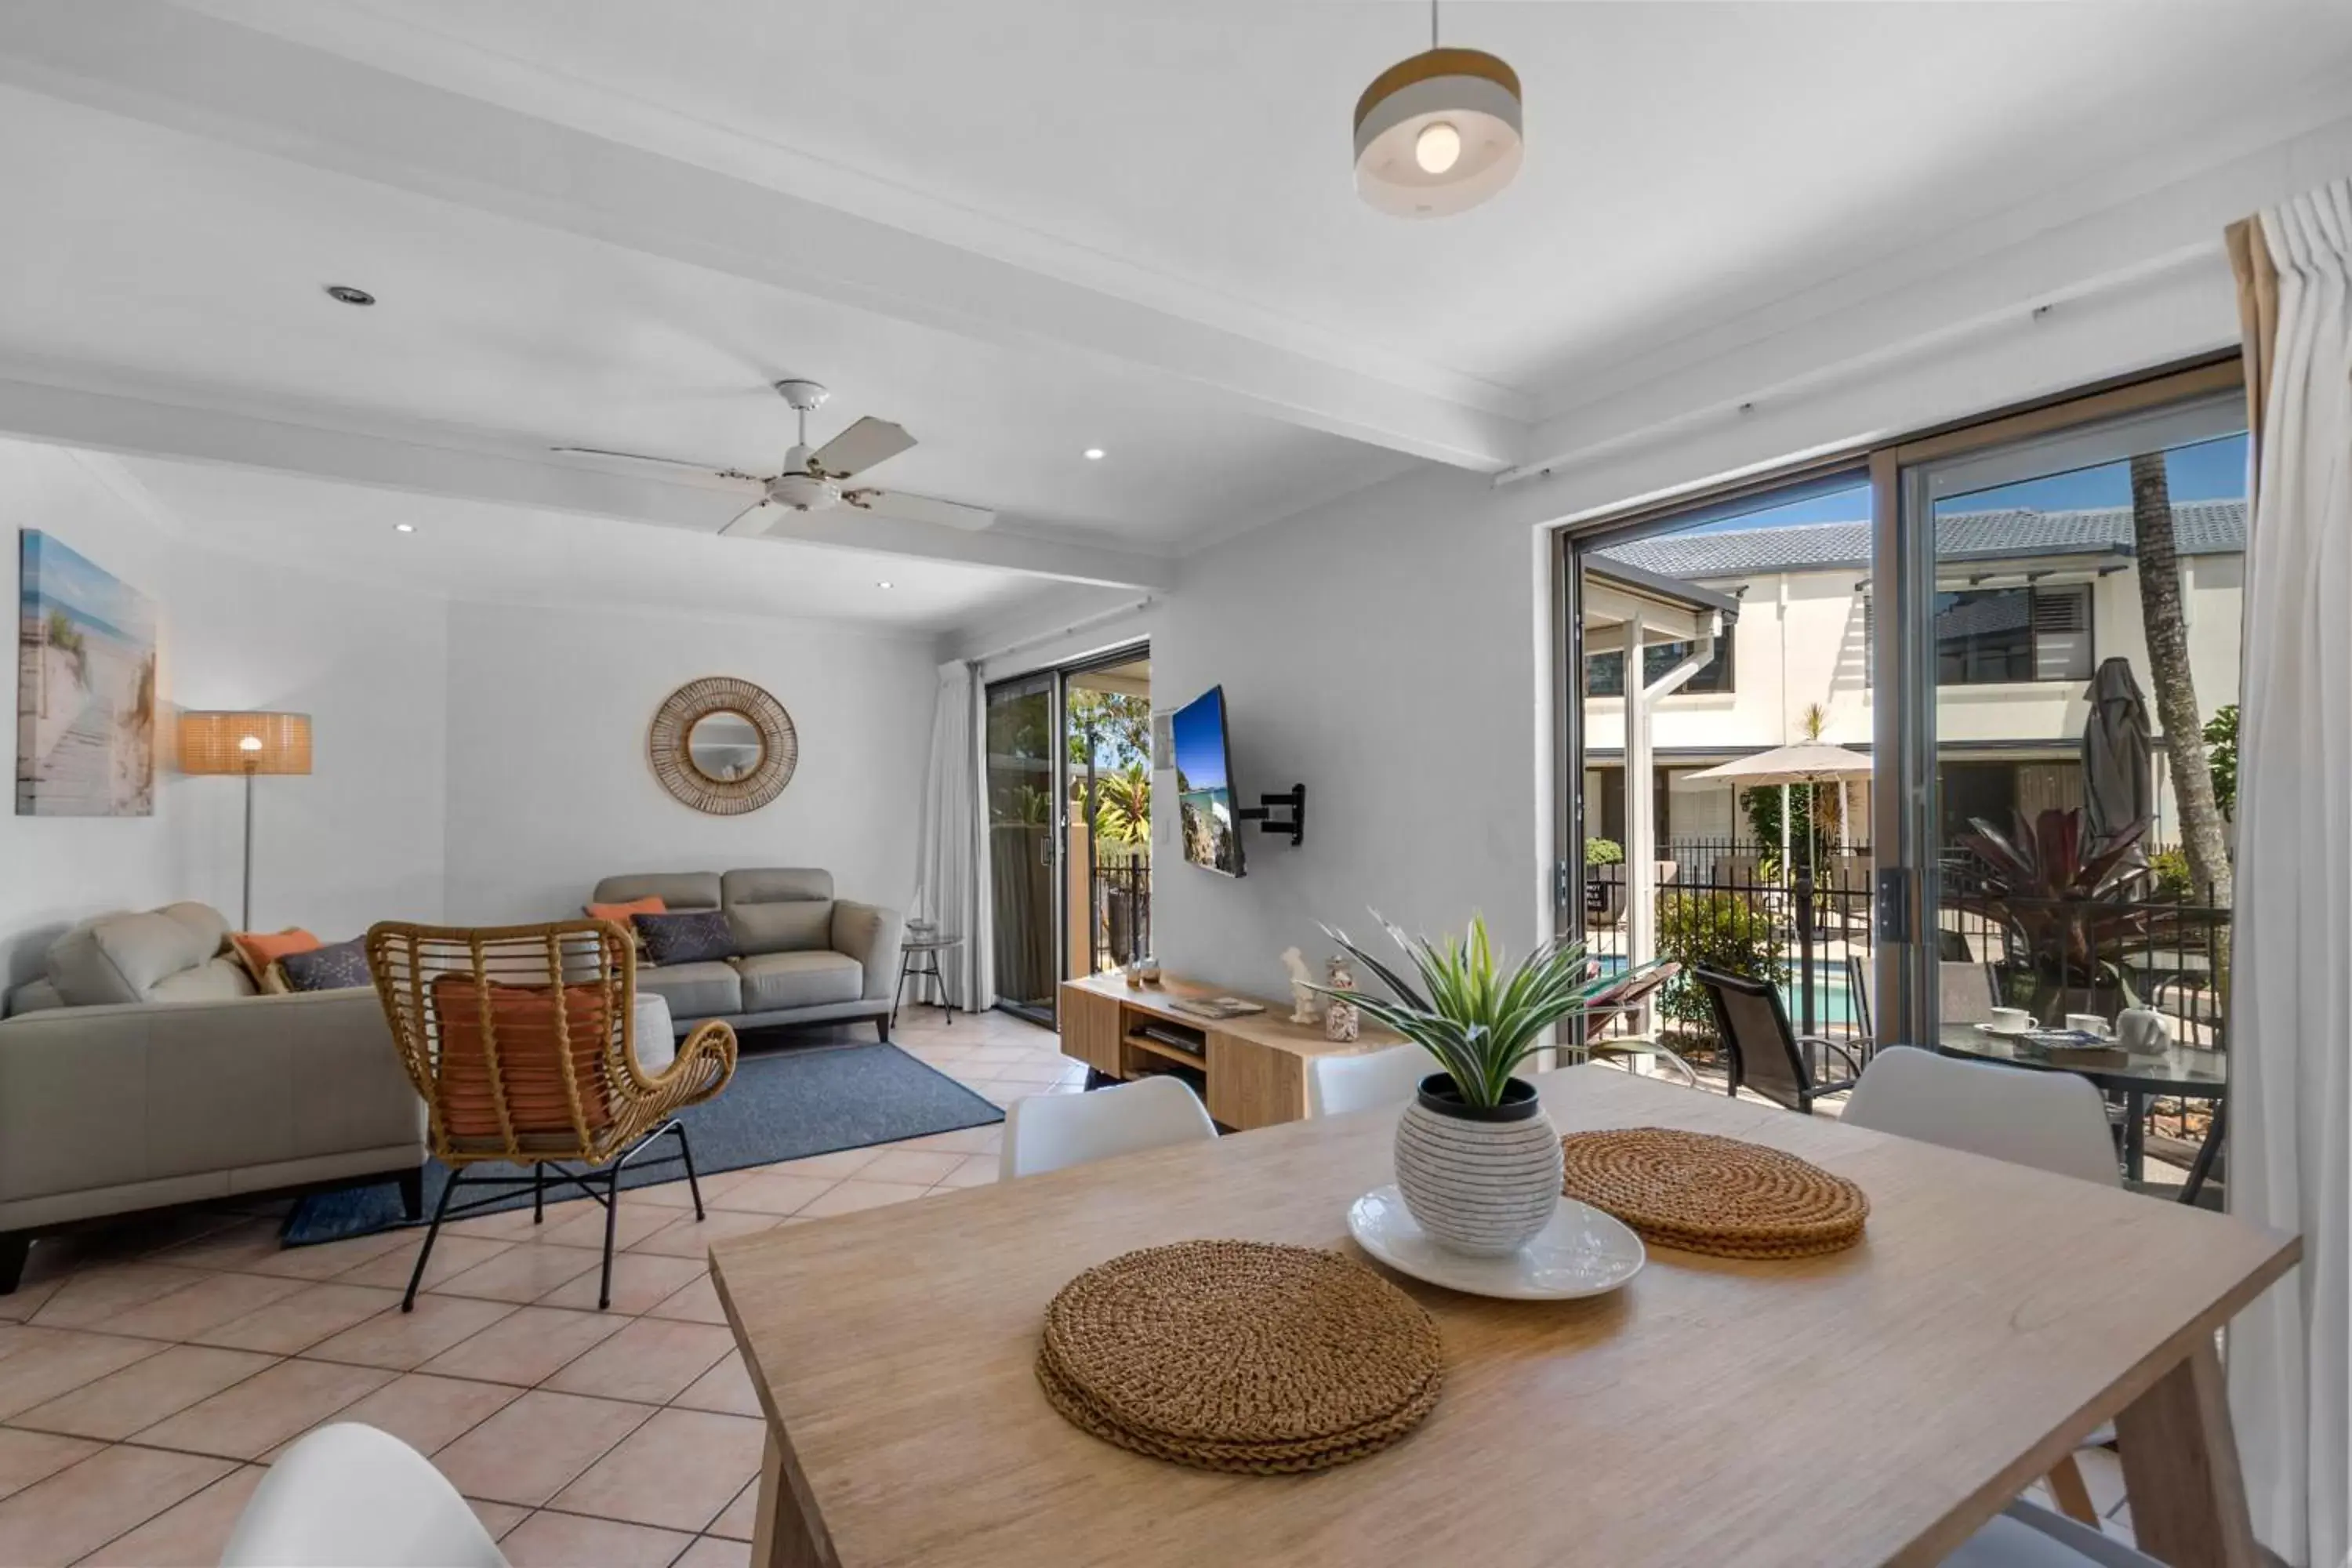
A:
[178, 711, 312, 930]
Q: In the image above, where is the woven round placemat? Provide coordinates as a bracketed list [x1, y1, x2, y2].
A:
[1036, 1240, 1443, 1475]
[1558, 1127, 1868, 1259]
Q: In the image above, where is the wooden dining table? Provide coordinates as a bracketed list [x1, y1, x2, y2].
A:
[710, 1065, 2297, 1568]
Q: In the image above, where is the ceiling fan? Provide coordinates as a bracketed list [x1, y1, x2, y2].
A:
[553, 379, 995, 535]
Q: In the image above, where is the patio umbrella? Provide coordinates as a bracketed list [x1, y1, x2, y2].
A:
[2081, 656, 2153, 843]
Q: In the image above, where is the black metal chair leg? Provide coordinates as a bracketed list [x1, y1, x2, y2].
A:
[671, 1123, 706, 1221]
[403, 1171, 465, 1312]
[2181, 1103, 2226, 1206]
[598, 1163, 623, 1310]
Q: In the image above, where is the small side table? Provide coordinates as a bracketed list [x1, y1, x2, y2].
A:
[894, 935, 965, 1029]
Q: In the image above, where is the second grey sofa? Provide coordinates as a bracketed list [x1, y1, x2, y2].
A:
[588, 869, 902, 1040]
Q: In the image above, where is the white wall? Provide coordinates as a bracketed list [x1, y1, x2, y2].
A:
[0, 437, 446, 989]
[441, 601, 936, 925]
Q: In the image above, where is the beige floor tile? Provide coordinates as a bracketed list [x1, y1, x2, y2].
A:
[535, 1203, 679, 1253]
[535, 1251, 707, 1316]
[707, 1478, 757, 1541]
[133, 1356, 394, 1460]
[330, 1234, 516, 1293]
[142, 1221, 280, 1273]
[426, 1243, 602, 1305]
[499, 1509, 695, 1568]
[467, 1497, 532, 1540]
[544, 1318, 735, 1406]
[794, 1180, 932, 1218]
[88, 1272, 309, 1343]
[10, 1345, 277, 1442]
[443, 1203, 570, 1242]
[0, 1444, 233, 1566]
[707, 1172, 837, 1216]
[628, 1168, 753, 1210]
[550, 1406, 763, 1533]
[433, 1389, 654, 1507]
[230, 1228, 418, 1281]
[417, 1305, 630, 1387]
[894, 1125, 1002, 1156]
[0, 1330, 167, 1421]
[298, 1293, 518, 1371]
[645, 1276, 728, 1326]
[0, 1277, 67, 1325]
[675, 1534, 753, 1568]
[989, 1059, 1076, 1086]
[303, 1371, 523, 1460]
[855, 1149, 966, 1185]
[190, 1283, 407, 1355]
[670, 1353, 760, 1419]
[761, 1147, 884, 1180]
[935, 1153, 1000, 1189]
[630, 1210, 779, 1260]
[0, 1430, 102, 1503]
[75, 1462, 267, 1567]
[26, 1266, 212, 1332]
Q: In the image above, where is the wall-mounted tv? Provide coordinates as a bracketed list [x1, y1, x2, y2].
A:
[1171, 684, 1245, 877]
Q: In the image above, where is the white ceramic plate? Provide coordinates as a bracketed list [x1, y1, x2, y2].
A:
[1345, 1185, 1646, 1301]
[1975, 1021, 2034, 1038]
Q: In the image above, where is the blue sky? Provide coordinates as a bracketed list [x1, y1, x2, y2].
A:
[1691, 432, 2248, 532]
[1170, 687, 1230, 793]
[21, 530, 154, 644]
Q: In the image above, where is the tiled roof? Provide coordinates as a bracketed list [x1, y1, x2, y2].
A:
[1595, 499, 2246, 581]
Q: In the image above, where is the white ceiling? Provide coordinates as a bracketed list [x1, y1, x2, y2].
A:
[0, 0, 2347, 628]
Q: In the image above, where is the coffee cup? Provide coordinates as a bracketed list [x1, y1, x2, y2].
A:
[1987, 1007, 2031, 1033]
[2064, 1013, 2111, 1039]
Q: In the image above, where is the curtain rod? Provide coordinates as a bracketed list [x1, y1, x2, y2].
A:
[967, 594, 1156, 667]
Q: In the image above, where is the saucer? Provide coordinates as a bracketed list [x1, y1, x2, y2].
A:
[1345, 1185, 1645, 1301]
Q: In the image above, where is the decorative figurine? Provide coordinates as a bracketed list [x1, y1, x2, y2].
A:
[1123, 957, 1145, 988]
[1281, 946, 1323, 1025]
[1138, 956, 1162, 985]
[1324, 953, 1360, 1043]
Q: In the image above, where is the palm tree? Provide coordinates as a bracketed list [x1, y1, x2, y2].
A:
[2128, 452, 2231, 910]
[1091, 762, 1151, 849]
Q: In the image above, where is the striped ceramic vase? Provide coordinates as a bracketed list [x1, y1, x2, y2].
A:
[1393, 1074, 1563, 1257]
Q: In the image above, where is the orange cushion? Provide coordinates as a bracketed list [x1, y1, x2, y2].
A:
[430, 975, 618, 1140]
[584, 896, 666, 933]
[230, 928, 321, 985]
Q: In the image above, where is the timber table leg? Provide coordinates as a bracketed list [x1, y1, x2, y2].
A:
[752, 1428, 830, 1568]
[2114, 1339, 2259, 1568]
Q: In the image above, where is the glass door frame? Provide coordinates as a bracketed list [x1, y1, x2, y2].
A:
[1868, 358, 2244, 1047]
[983, 639, 1152, 1025]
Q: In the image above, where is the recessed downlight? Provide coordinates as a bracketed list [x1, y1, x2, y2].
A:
[877, 580, 894, 589]
[1083, 447, 1105, 461]
[393, 522, 416, 533]
[324, 285, 376, 307]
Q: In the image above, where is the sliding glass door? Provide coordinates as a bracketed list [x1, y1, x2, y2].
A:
[984, 673, 1058, 1022]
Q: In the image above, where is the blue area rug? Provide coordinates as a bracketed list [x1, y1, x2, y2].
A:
[281, 1036, 1002, 1247]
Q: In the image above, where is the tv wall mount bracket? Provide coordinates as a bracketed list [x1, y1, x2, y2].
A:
[1233, 785, 1306, 847]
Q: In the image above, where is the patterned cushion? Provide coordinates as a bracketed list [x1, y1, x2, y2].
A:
[634, 909, 735, 966]
[229, 928, 321, 985]
[278, 938, 371, 992]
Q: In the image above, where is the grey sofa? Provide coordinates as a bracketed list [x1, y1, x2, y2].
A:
[0, 902, 428, 1291]
[590, 869, 902, 1040]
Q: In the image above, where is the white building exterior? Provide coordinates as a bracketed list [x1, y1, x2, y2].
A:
[1582, 501, 2245, 859]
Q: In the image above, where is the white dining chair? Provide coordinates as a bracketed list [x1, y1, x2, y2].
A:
[1939, 1501, 2164, 1567]
[999, 1074, 1218, 1179]
[1846, 1046, 2122, 1532]
[1305, 1044, 1431, 1116]
[220, 1423, 506, 1568]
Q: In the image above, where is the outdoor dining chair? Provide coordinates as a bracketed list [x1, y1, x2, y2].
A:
[1694, 967, 1860, 1113]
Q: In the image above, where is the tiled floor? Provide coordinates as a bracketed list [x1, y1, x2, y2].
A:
[0, 1007, 1073, 1566]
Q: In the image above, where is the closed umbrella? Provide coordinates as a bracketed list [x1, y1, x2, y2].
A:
[2081, 657, 2153, 844]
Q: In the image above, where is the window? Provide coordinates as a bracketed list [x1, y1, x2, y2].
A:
[1585, 636, 1734, 698]
[1932, 584, 2090, 685]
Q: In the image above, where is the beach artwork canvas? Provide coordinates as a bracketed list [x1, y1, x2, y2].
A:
[16, 530, 156, 816]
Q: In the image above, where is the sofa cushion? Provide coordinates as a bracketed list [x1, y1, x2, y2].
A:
[632, 993, 676, 1073]
[229, 928, 321, 986]
[635, 910, 735, 966]
[147, 956, 261, 1004]
[723, 868, 833, 904]
[734, 950, 863, 1013]
[280, 939, 371, 993]
[724, 868, 836, 955]
[48, 903, 234, 1006]
[593, 873, 720, 911]
[429, 976, 619, 1140]
[635, 960, 742, 1020]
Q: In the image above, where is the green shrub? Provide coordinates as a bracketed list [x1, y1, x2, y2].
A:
[2147, 848, 2194, 901]
[1656, 891, 1788, 1036]
[1584, 837, 1624, 867]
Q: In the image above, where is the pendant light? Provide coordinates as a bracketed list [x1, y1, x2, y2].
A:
[1353, 0, 1523, 218]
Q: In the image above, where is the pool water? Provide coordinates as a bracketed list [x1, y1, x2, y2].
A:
[1596, 957, 1857, 1028]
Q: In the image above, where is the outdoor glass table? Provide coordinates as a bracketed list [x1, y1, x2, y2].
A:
[1935, 1023, 2226, 1190]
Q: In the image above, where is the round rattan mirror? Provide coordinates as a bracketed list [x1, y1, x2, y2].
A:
[649, 677, 797, 814]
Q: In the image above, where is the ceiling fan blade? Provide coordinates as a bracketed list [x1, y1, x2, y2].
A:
[552, 445, 763, 483]
[809, 417, 915, 479]
[717, 499, 774, 538]
[851, 490, 996, 532]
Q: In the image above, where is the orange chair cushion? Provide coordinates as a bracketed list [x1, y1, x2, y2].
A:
[584, 896, 665, 930]
[430, 975, 619, 1140]
[230, 928, 321, 985]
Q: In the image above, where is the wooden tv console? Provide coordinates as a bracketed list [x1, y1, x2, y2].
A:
[1057, 971, 1390, 1132]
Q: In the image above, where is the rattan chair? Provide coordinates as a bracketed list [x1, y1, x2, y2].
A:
[366, 920, 738, 1312]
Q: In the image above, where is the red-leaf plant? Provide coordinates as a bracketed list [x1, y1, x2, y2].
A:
[1951, 808, 2151, 1014]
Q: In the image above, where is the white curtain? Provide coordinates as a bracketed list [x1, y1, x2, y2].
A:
[2228, 176, 2351, 1568]
[911, 660, 993, 1011]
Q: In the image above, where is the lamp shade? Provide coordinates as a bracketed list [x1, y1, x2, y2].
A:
[178, 711, 313, 776]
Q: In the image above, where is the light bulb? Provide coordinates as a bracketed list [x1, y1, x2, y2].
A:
[1414, 121, 1462, 175]
[238, 735, 263, 752]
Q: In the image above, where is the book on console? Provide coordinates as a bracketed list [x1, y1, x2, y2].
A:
[1167, 996, 1267, 1020]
